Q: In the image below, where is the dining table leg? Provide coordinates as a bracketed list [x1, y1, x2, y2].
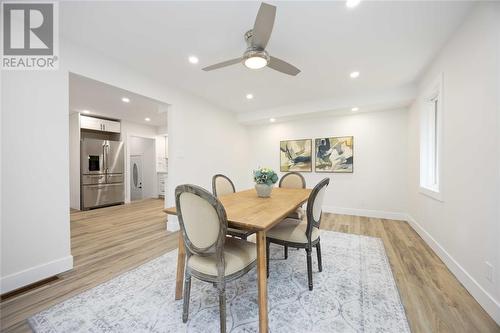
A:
[175, 232, 186, 300]
[256, 230, 268, 332]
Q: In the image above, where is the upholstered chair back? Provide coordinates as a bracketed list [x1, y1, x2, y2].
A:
[175, 184, 227, 255]
[279, 172, 306, 189]
[212, 174, 236, 197]
[306, 178, 330, 238]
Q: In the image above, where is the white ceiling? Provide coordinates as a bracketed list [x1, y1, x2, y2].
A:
[69, 73, 168, 128]
[61, 1, 473, 116]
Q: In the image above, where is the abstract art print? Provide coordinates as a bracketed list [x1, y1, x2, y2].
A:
[280, 139, 312, 172]
[315, 136, 353, 173]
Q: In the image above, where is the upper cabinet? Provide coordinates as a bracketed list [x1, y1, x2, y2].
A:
[79, 115, 101, 131]
[80, 115, 121, 133]
[101, 119, 121, 133]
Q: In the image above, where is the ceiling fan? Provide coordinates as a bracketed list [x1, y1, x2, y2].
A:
[202, 2, 301, 76]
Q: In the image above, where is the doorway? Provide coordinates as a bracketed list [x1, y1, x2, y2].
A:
[130, 155, 144, 201]
[127, 136, 157, 202]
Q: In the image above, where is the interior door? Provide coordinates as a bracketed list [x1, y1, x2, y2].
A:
[130, 155, 143, 201]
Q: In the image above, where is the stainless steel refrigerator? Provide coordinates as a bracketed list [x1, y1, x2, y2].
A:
[81, 138, 124, 210]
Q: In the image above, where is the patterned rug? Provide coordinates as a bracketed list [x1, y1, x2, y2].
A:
[29, 231, 410, 332]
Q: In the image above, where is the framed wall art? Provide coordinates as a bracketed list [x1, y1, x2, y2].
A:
[315, 136, 353, 173]
[280, 139, 312, 172]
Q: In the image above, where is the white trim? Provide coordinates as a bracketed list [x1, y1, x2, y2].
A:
[419, 186, 443, 202]
[0, 255, 73, 294]
[322, 205, 407, 221]
[419, 72, 444, 200]
[406, 215, 500, 325]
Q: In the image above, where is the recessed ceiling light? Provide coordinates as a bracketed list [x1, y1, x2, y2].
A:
[82, 110, 91, 114]
[122, 97, 130, 103]
[350, 71, 360, 79]
[346, 0, 361, 8]
[188, 56, 199, 64]
[269, 118, 276, 123]
[246, 93, 254, 100]
[145, 117, 151, 122]
[351, 107, 359, 112]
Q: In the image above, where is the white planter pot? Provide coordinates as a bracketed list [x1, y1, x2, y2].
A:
[255, 183, 273, 198]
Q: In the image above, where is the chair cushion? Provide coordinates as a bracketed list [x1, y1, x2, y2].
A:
[280, 174, 304, 189]
[286, 207, 304, 220]
[214, 177, 234, 197]
[187, 237, 256, 276]
[267, 218, 320, 244]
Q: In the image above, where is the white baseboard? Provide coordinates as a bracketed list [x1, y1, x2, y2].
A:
[406, 215, 500, 325]
[1, 255, 73, 294]
[323, 205, 407, 221]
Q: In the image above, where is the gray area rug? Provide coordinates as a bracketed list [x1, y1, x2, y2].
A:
[29, 231, 410, 332]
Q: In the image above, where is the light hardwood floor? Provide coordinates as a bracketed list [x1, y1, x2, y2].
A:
[1, 199, 498, 332]
[1, 199, 177, 333]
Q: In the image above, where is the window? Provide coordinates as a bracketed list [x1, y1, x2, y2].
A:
[420, 74, 443, 201]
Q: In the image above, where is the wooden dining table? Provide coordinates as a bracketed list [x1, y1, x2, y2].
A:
[163, 187, 311, 333]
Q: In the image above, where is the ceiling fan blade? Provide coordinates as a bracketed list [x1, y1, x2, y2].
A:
[268, 56, 301, 76]
[202, 58, 242, 71]
[252, 3, 276, 49]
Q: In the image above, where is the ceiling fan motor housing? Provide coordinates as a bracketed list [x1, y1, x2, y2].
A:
[243, 49, 270, 63]
[243, 29, 270, 65]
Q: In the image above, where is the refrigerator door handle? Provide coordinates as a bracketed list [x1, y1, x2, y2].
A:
[106, 144, 110, 173]
[103, 144, 106, 173]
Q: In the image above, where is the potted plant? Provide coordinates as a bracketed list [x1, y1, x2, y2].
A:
[253, 167, 279, 198]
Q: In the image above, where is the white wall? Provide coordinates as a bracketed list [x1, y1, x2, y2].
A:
[166, 95, 251, 231]
[129, 136, 157, 199]
[407, 2, 500, 323]
[69, 113, 80, 210]
[247, 109, 408, 219]
[1, 70, 73, 293]
[1, 38, 250, 293]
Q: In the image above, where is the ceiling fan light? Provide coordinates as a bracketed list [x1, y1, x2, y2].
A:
[244, 56, 268, 69]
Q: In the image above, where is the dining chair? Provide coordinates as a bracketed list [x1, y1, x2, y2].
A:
[266, 178, 330, 291]
[176, 184, 257, 333]
[279, 171, 307, 218]
[212, 174, 253, 240]
[278, 172, 307, 259]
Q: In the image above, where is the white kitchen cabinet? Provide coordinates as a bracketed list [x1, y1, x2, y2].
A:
[101, 119, 121, 133]
[158, 173, 167, 198]
[80, 115, 121, 133]
[80, 115, 102, 131]
[155, 135, 168, 172]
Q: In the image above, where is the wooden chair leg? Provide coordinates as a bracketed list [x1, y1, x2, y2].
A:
[306, 248, 313, 291]
[284, 245, 288, 259]
[218, 282, 226, 333]
[316, 241, 323, 272]
[182, 272, 191, 323]
[266, 239, 270, 278]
